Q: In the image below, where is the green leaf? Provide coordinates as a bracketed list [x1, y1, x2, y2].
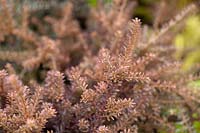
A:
[87, 0, 97, 7]
[193, 121, 200, 133]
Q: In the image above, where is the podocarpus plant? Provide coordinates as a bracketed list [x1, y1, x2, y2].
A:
[0, 0, 200, 133]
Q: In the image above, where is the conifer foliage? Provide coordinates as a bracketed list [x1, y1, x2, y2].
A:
[0, 0, 200, 132]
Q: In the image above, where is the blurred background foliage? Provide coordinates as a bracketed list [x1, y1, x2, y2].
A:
[87, 0, 197, 24]
[176, 15, 200, 115]
[175, 15, 200, 71]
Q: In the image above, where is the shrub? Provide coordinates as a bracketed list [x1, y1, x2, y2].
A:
[0, 0, 200, 132]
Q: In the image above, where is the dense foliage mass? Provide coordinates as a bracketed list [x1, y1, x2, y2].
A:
[0, 0, 200, 132]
